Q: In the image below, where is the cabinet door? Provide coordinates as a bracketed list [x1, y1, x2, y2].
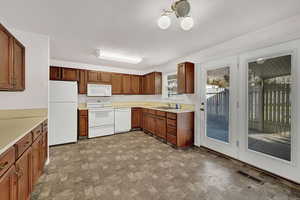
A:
[79, 115, 88, 137]
[111, 74, 122, 94]
[49, 66, 61, 80]
[122, 75, 131, 94]
[141, 76, 146, 95]
[154, 72, 162, 94]
[148, 115, 156, 134]
[32, 136, 42, 186]
[15, 147, 32, 200]
[41, 132, 48, 167]
[61, 68, 79, 81]
[155, 117, 166, 139]
[12, 39, 25, 91]
[87, 71, 99, 82]
[131, 75, 140, 94]
[0, 165, 17, 200]
[78, 70, 87, 94]
[100, 72, 111, 83]
[0, 24, 13, 90]
[177, 63, 186, 94]
[131, 108, 141, 129]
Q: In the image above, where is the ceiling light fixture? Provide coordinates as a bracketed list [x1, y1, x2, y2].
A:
[158, 15, 171, 30]
[158, 0, 194, 31]
[96, 49, 142, 64]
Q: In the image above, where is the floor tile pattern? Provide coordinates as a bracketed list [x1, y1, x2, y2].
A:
[31, 131, 300, 200]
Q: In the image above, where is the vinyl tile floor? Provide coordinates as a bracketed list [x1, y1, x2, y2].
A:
[31, 131, 300, 200]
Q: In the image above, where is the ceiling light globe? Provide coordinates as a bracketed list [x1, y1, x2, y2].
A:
[180, 17, 194, 31]
[158, 15, 171, 30]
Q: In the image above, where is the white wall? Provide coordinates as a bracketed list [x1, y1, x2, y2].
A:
[152, 14, 300, 73]
[0, 27, 49, 110]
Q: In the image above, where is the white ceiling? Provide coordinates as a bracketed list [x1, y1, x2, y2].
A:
[1, 0, 300, 69]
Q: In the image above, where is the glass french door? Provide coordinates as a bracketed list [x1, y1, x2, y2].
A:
[238, 40, 300, 183]
[199, 56, 239, 158]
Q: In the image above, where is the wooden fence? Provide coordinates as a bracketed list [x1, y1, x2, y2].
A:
[207, 89, 229, 121]
[248, 83, 291, 136]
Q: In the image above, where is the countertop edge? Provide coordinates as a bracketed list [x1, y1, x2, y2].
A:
[78, 106, 194, 113]
[0, 117, 47, 155]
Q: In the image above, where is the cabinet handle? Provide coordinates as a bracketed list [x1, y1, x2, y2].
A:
[0, 161, 8, 170]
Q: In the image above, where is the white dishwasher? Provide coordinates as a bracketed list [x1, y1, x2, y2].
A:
[114, 108, 131, 133]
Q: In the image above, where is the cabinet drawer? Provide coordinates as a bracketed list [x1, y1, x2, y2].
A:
[167, 118, 177, 127]
[167, 112, 177, 120]
[167, 134, 177, 146]
[148, 109, 156, 115]
[156, 110, 166, 117]
[14, 133, 32, 158]
[0, 147, 15, 177]
[167, 126, 177, 136]
[32, 124, 42, 141]
[79, 110, 88, 116]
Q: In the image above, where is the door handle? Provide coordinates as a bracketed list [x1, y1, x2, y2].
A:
[200, 102, 205, 111]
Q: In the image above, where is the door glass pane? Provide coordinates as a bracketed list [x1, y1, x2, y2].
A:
[248, 55, 291, 161]
[206, 67, 230, 143]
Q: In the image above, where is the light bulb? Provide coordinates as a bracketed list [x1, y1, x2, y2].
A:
[180, 17, 194, 31]
[158, 15, 171, 30]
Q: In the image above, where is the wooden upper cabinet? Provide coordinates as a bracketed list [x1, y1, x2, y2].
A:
[15, 147, 32, 200]
[131, 75, 141, 94]
[0, 23, 25, 91]
[78, 70, 87, 94]
[142, 72, 162, 95]
[87, 70, 99, 82]
[0, 165, 17, 200]
[61, 68, 79, 81]
[122, 75, 131, 94]
[0, 24, 12, 90]
[154, 72, 162, 94]
[100, 72, 111, 83]
[111, 73, 122, 94]
[177, 62, 194, 94]
[12, 39, 25, 91]
[49, 66, 61, 80]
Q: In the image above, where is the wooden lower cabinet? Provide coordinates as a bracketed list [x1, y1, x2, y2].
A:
[0, 119, 48, 200]
[32, 136, 43, 185]
[41, 131, 48, 166]
[0, 165, 17, 200]
[131, 108, 142, 129]
[78, 110, 88, 138]
[141, 108, 194, 148]
[144, 113, 156, 134]
[155, 116, 167, 139]
[15, 147, 32, 200]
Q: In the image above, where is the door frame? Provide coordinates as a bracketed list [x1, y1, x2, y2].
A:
[238, 40, 300, 183]
[198, 56, 239, 159]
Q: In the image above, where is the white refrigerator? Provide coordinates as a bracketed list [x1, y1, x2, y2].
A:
[49, 81, 78, 146]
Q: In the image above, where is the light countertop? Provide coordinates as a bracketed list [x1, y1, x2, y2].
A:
[78, 105, 194, 113]
[0, 108, 47, 155]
